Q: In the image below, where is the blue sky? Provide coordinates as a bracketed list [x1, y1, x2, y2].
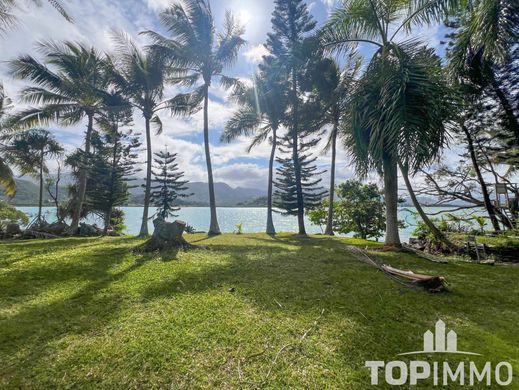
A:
[1, 0, 447, 189]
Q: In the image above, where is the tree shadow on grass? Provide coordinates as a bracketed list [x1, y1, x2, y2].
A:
[139, 237, 519, 367]
[0, 240, 146, 381]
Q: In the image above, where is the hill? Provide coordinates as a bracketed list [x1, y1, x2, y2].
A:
[3, 179, 266, 207]
[128, 181, 266, 207]
[0, 179, 68, 206]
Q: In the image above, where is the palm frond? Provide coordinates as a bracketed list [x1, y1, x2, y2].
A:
[151, 115, 163, 135]
[0, 156, 15, 197]
[221, 108, 261, 143]
[164, 86, 205, 116]
[216, 11, 246, 67]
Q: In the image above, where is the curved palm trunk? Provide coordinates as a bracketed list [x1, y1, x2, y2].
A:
[291, 70, 306, 235]
[399, 161, 455, 249]
[70, 113, 94, 234]
[325, 122, 338, 236]
[139, 117, 153, 237]
[204, 85, 221, 236]
[37, 150, 44, 222]
[461, 123, 501, 231]
[383, 154, 401, 247]
[266, 126, 277, 235]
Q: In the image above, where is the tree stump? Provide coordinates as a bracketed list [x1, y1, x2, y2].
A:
[137, 218, 199, 252]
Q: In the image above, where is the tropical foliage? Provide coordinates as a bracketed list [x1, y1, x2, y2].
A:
[0, 0, 517, 246]
[143, 0, 246, 235]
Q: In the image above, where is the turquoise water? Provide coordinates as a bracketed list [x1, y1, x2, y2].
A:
[16, 206, 458, 242]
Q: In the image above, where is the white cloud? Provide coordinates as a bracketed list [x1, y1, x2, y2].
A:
[214, 163, 269, 188]
[243, 44, 269, 64]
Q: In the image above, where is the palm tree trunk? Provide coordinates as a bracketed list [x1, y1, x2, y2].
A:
[461, 123, 501, 231]
[139, 117, 152, 237]
[266, 126, 277, 235]
[204, 85, 221, 235]
[37, 150, 44, 222]
[325, 121, 338, 236]
[70, 113, 94, 233]
[399, 161, 455, 249]
[291, 69, 305, 235]
[383, 154, 401, 247]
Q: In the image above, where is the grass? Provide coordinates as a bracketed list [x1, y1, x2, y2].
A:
[0, 234, 518, 389]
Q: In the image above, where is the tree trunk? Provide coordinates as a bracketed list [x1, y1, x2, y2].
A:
[490, 75, 519, 142]
[266, 126, 277, 235]
[37, 151, 44, 222]
[399, 161, 456, 249]
[138, 218, 193, 252]
[461, 123, 501, 231]
[325, 121, 338, 236]
[383, 154, 401, 247]
[204, 84, 221, 236]
[139, 117, 153, 237]
[70, 113, 94, 233]
[291, 69, 305, 235]
[105, 133, 119, 236]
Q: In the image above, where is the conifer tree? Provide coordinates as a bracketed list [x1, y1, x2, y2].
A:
[150, 150, 191, 221]
[274, 126, 327, 218]
[265, 0, 318, 234]
[86, 126, 141, 235]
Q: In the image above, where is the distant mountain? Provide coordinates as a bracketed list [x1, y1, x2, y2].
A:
[129, 181, 266, 207]
[0, 178, 68, 206]
[3, 178, 266, 207]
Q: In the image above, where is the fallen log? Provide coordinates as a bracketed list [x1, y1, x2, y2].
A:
[344, 245, 448, 293]
[23, 230, 60, 240]
[380, 265, 447, 293]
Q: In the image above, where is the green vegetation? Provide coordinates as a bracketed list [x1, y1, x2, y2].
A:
[1, 235, 518, 388]
[308, 180, 386, 240]
[0, 200, 28, 229]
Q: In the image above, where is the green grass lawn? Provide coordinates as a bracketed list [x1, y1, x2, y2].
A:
[1, 234, 518, 389]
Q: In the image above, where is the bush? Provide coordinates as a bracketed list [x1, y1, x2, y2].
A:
[307, 180, 387, 240]
[0, 201, 29, 230]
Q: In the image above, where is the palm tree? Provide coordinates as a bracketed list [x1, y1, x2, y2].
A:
[448, 0, 519, 140]
[0, 85, 16, 196]
[321, 0, 457, 247]
[107, 33, 173, 237]
[9, 41, 110, 233]
[0, 0, 71, 32]
[307, 56, 360, 236]
[221, 63, 288, 235]
[144, 0, 246, 235]
[5, 128, 63, 222]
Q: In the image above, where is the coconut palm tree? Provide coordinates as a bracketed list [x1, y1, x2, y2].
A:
[0, 85, 16, 197]
[5, 128, 63, 222]
[306, 56, 360, 236]
[321, 0, 458, 247]
[8, 41, 110, 233]
[221, 62, 288, 235]
[107, 33, 175, 237]
[143, 0, 246, 235]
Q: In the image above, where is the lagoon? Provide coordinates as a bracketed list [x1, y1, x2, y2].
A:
[16, 206, 462, 242]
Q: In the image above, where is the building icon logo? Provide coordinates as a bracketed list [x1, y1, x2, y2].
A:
[398, 320, 481, 356]
[365, 320, 514, 386]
